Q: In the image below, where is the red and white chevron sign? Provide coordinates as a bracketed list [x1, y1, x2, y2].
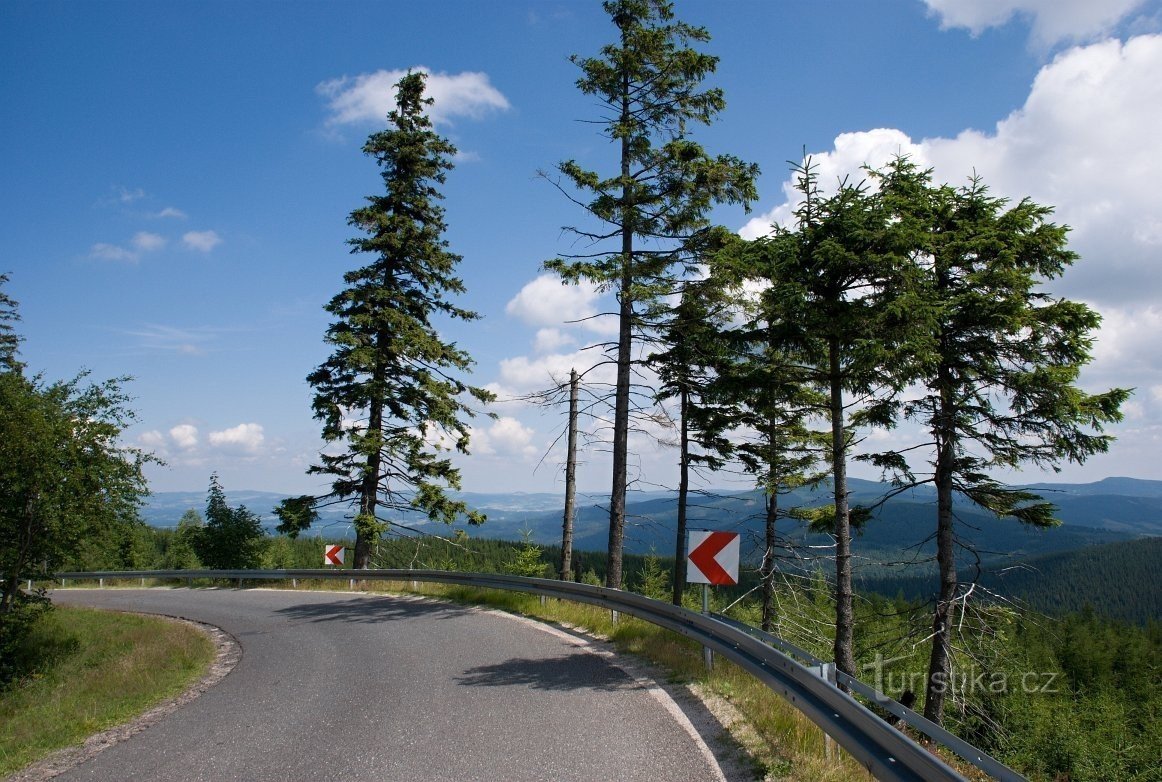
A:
[686, 530, 740, 586]
[323, 544, 344, 566]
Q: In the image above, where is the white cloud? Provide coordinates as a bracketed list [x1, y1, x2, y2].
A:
[169, 423, 199, 450]
[155, 207, 187, 219]
[472, 416, 540, 459]
[133, 231, 166, 252]
[317, 67, 510, 127]
[138, 429, 167, 450]
[505, 274, 614, 334]
[533, 328, 575, 354]
[90, 242, 139, 262]
[208, 423, 265, 453]
[923, 0, 1148, 46]
[496, 350, 608, 396]
[182, 230, 221, 252]
[90, 231, 167, 262]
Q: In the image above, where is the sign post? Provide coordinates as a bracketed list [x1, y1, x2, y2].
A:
[323, 544, 345, 567]
[687, 530, 740, 671]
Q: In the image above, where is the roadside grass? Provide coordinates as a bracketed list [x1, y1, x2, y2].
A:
[0, 606, 214, 777]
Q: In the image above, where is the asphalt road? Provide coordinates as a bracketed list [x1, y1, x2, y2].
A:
[48, 588, 730, 782]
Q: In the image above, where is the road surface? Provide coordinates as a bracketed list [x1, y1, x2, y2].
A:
[46, 588, 732, 782]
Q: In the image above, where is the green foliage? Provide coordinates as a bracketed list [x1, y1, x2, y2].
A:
[504, 529, 551, 578]
[192, 475, 264, 570]
[162, 509, 203, 570]
[0, 369, 154, 614]
[0, 273, 21, 372]
[866, 158, 1130, 723]
[636, 549, 671, 601]
[288, 71, 492, 567]
[0, 590, 52, 686]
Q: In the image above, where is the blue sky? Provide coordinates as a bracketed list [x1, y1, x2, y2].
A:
[3, 0, 1161, 496]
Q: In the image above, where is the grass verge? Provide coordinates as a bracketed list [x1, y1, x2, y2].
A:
[0, 606, 215, 777]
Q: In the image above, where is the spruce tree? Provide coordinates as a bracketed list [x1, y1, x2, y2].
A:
[546, 0, 757, 589]
[646, 279, 733, 605]
[194, 474, 264, 570]
[277, 72, 492, 566]
[708, 240, 828, 632]
[764, 159, 927, 678]
[872, 159, 1129, 724]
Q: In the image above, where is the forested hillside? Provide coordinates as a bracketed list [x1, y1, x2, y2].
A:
[859, 536, 1162, 625]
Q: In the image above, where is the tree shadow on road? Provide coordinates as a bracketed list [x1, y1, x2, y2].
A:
[455, 652, 643, 693]
[272, 594, 474, 625]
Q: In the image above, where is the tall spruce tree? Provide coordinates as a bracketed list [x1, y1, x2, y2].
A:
[545, 0, 757, 589]
[763, 159, 927, 678]
[708, 241, 828, 632]
[276, 73, 492, 567]
[871, 159, 1129, 724]
[646, 278, 733, 605]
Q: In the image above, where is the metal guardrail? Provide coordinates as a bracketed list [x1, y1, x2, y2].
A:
[52, 569, 1022, 782]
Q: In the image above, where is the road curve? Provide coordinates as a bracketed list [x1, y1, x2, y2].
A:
[48, 588, 731, 782]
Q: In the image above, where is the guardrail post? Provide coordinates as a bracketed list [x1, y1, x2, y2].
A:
[350, 578, 356, 590]
[292, 578, 298, 588]
[702, 585, 714, 671]
[141, 577, 145, 587]
[27, 579, 32, 591]
[99, 578, 104, 588]
[809, 661, 837, 759]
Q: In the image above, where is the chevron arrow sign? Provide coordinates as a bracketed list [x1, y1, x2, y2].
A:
[686, 530, 740, 586]
[323, 544, 344, 566]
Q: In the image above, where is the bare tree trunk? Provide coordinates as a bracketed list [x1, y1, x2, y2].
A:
[761, 493, 779, 632]
[673, 386, 690, 606]
[926, 385, 958, 723]
[829, 337, 856, 678]
[561, 369, 579, 581]
[607, 71, 633, 591]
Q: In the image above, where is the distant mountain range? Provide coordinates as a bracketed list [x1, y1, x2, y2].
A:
[143, 477, 1161, 623]
[143, 476, 1162, 563]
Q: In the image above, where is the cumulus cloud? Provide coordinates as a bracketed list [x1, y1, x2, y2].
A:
[505, 274, 614, 334]
[923, 0, 1149, 46]
[90, 242, 139, 262]
[317, 67, 510, 127]
[472, 416, 540, 459]
[533, 328, 575, 354]
[89, 231, 167, 262]
[169, 424, 199, 450]
[155, 207, 187, 219]
[208, 423, 265, 453]
[138, 429, 167, 450]
[183, 230, 222, 252]
[495, 350, 607, 396]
